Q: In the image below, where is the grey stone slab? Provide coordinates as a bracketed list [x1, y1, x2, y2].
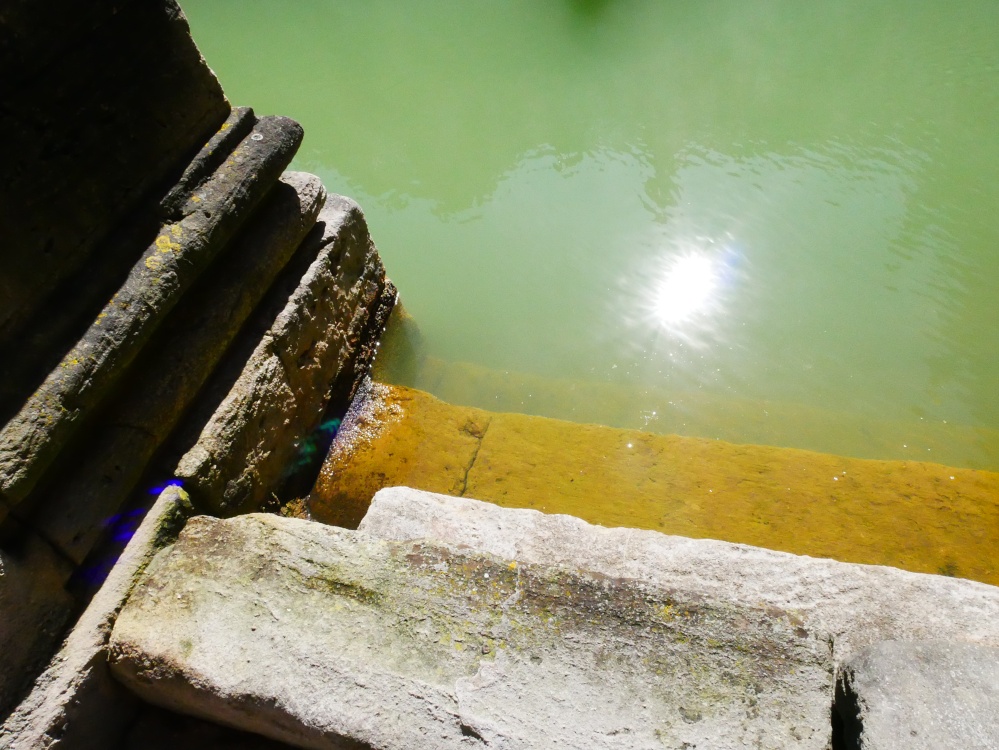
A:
[29, 172, 326, 565]
[109, 513, 834, 750]
[1, 486, 193, 750]
[175, 195, 395, 516]
[358, 487, 999, 664]
[836, 640, 999, 750]
[0, 526, 76, 718]
[0, 115, 303, 516]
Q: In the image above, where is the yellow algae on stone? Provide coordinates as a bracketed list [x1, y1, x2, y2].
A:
[308, 384, 999, 585]
[309, 383, 489, 528]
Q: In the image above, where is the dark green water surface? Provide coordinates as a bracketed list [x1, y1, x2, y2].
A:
[182, 0, 999, 469]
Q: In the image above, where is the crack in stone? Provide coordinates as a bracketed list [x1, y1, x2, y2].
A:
[459, 418, 491, 497]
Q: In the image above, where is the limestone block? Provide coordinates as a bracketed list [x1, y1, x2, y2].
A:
[0, 527, 76, 718]
[0, 115, 304, 516]
[175, 195, 395, 516]
[835, 640, 999, 750]
[29, 172, 326, 565]
[0, 0, 228, 346]
[159, 107, 258, 221]
[358, 487, 999, 664]
[109, 513, 833, 750]
[1, 486, 193, 750]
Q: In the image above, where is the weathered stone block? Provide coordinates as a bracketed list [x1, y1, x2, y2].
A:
[835, 640, 999, 750]
[358, 487, 999, 665]
[0, 106, 257, 428]
[28, 172, 326, 564]
[109, 513, 833, 749]
[175, 195, 395, 516]
[0, 115, 304, 517]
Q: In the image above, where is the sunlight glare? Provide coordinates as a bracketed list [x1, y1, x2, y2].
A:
[653, 252, 720, 326]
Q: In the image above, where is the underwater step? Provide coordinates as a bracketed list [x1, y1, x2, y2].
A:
[375, 352, 999, 472]
[308, 382, 999, 586]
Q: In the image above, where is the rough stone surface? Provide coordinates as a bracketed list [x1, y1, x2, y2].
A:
[0, 0, 228, 348]
[0, 115, 304, 516]
[310, 382, 479, 529]
[28, 172, 326, 565]
[311, 384, 999, 585]
[175, 195, 395, 516]
[159, 107, 258, 221]
[835, 640, 999, 750]
[0, 525, 76, 718]
[109, 513, 834, 750]
[359, 487, 999, 665]
[0, 106, 256, 429]
[1, 486, 193, 750]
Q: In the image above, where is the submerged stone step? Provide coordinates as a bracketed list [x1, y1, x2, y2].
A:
[109, 513, 835, 750]
[309, 383, 999, 585]
[373, 344, 999, 471]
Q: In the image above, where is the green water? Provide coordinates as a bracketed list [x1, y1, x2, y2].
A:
[182, 0, 999, 469]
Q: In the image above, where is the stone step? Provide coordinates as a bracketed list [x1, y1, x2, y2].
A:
[27, 171, 326, 565]
[109, 511, 834, 750]
[373, 313, 999, 471]
[0, 113, 303, 517]
[362, 488, 999, 750]
[308, 382, 999, 585]
[359, 487, 999, 667]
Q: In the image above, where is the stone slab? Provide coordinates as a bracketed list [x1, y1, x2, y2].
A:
[309, 383, 999, 585]
[175, 195, 395, 516]
[0, 115, 303, 515]
[1, 486, 193, 750]
[29, 172, 326, 564]
[358, 487, 999, 665]
[109, 513, 834, 750]
[835, 640, 999, 750]
[310, 382, 483, 528]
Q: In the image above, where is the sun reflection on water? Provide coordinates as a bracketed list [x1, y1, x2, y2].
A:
[642, 240, 743, 346]
[653, 251, 721, 326]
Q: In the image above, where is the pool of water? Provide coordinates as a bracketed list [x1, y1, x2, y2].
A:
[182, 0, 999, 469]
